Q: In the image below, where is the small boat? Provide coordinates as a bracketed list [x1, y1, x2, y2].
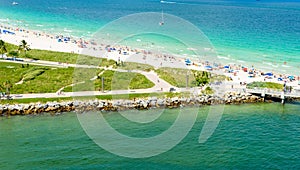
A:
[12, 2, 19, 5]
[159, 10, 164, 26]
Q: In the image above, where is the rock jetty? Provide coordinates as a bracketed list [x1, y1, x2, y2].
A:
[0, 92, 268, 116]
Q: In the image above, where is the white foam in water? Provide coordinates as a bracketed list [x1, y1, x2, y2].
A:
[263, 62, 272, 66]
[0, 18, 9, 22]
[236, 60, 245, 63]
[187, 47, 197, 51]
[136, 39, 141, 42]
[260, 65, 272, 70]
[217, 56, 230, 60]
[64, 28, 73, 33]
[160, 0, 177, 4]
[204, 47, 212, 51]
[36, 24, 43, 27]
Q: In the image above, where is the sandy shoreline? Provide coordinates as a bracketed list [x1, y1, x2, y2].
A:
[1, 24, 300, 90]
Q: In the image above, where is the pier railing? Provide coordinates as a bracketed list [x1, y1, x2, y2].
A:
[246, 88, 300, 98]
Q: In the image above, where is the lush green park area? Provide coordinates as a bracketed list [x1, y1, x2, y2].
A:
[0, 62, 75, 94]
[0, 61, 154, 95]
[0, 39, 225, 101]
[64, 70, 155, 92]
[155, 67, 227, 88]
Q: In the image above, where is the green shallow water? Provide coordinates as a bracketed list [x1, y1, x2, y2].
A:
[0, 0, 299, 74]
[0, 103, 299, 169]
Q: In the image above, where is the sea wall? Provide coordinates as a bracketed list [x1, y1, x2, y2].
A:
[0, 92, 267, 116]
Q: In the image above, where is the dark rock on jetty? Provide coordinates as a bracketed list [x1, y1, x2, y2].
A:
[0, 92, 264, 116]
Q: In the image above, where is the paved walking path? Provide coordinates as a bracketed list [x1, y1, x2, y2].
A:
[1, 56, 177, 99]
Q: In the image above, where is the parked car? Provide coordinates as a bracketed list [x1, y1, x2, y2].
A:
[169, 87, 176, 92]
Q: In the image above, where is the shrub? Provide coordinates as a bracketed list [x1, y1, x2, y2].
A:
[23, 69, 45, 81]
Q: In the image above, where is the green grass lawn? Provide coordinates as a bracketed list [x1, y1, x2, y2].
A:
[0, 61, 154, 94]
[246, 82, 284, 90]
[156, 67, 215, 87]
[155, 67, 196, 87]
[0, 62, 106, 94]
[114, 62, 154, 72]
[64, 70, 155, 92]
[155, 67, 227, 88]
[0, 62, 74, 93]
[0, 61, 155, 94]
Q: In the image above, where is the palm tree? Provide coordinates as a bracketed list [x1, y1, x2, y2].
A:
[3, 80, 12, 99]
[18, 40, 31, 56]
[0, 40, 7, 58]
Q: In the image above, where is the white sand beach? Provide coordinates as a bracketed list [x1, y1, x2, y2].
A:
[1, 24, 299, 90]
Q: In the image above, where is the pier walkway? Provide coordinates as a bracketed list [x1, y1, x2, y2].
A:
[246, 88, 300, 99]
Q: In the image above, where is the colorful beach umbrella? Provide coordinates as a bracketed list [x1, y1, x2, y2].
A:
[204, 66, 213, 70]
[264, 72, 273, 76]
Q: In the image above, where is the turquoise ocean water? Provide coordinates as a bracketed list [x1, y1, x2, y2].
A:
[0, 2, 300, 168]
[0, 103, 299, 169]
[0, 0, 299, 74]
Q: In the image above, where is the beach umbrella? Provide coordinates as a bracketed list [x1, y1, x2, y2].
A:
[288, 75, 294, 80]
[185, 59, 192, 65]
[264, 72, 273, 76]
[248, 72, 255, 78]
[204, 66, 213, 70]
[224, 65, 230, 69]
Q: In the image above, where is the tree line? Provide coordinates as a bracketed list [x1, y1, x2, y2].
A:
[0, 39, 31, 58]
[0, 39, 31, 99]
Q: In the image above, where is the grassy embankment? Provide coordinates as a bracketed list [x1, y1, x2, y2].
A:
[63, 70, 155, 92]
[246, 82, 283, 90]
[0, 62, 154, 94]
[0, 92, 192, 104]
[155, 67, 227, 87]
[0, 62, 93, 94]
[113, 62, 154, 72]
